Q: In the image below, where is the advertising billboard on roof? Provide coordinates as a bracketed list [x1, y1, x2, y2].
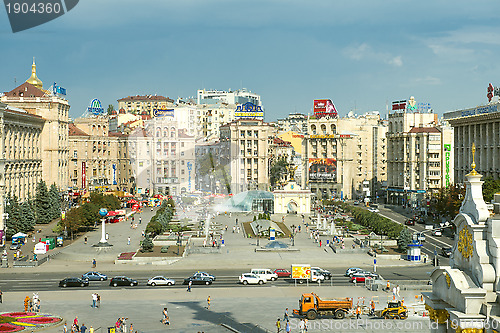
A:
[308, 158, 336, 181]
[313, 99, 338, 119]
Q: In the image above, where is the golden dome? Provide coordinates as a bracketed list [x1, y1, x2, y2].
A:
[26, 58, 43, 89]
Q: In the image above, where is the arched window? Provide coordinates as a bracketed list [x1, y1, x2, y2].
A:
[330, 124, 336, 134]
[156, 127, 161, 137]
[321, 124, 327, 134]
[164, 127, 168, 137]
[311, 125, 316, 134]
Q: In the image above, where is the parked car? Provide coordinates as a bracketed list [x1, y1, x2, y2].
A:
[432, 229, 442, 237]
[59, 277, 89, 288]
[9, 243, 21, 250]
[192, 272, 216, 281]
[273, 269, 291, 278]
[311, 267, 332, 280]
[82, 271, 107, 281]
[109, 276, 138, 287]
[441, 247, 452, 257]
[183, 275, 213, 285]
[250, 269, 278, 281]
[239, 273, 266, 285]
[405, 219, 415, 226]
[147, 276, 175, 286]
[350, 273, 372, 283]
[345, 267, 363, 276]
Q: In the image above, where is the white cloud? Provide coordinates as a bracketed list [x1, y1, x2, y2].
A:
[343, 43, 403, 67]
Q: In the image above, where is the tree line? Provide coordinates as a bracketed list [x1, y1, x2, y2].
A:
[5, 181, 61, 239]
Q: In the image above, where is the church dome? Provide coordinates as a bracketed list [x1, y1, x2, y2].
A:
[26, 58, 43, 89]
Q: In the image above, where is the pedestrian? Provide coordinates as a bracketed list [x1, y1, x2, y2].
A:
[63, 323, 67, 333]
[386, 280, 390, 292]
[304, 318, 308, 332]
[0, 289, 2, 303]
[162, 307, 169, 325]
[285, 320, 291, 333]
[283, 308, 289, 321]
[24, 296, 29, 312]
[73, 316, 79, 332]
[80, 323, 87, 333]
[84, 236, 87, 244]
[105, 233, 109, 240]
[392, 286, 397, 300]
[122, 317, 127, 333]
[129, 323, 133, 332]
[299, 318, 305, 333]
[353, 277, 357, 286]
[370, 300, 375, 316]
[276, 318, 281, 333]
[319, 240, 322, 247]
[92, 258, 96, 268]
[356, 305, 361, 319]
[92, 293, 97, 308]
[139, 217, 142, 224]
[187, 280, 192, 292]
[97, 294, 100, 308]
[127, 237, 131, 245]
[89, 326, 94, 333]
[396, 285, 400, 298]
[424, 254, 427, 263]
[207, 296, 211, 309]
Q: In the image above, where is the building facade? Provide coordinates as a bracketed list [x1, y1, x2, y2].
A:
[0, 102, 45, 245]
[197, 88, 262, 107]
[1, 61, 70, 191]
[219, 119, 275, 194]
[117, 95, 174, 115]
[444, 102, 500, 184]
[68, 116, 132, 193]
[303, 113, 387, 201]
[276, 113, 308, 134]
[387, 111, 453, 206]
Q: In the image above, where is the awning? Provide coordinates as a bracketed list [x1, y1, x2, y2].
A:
[12, 232, 27, 238]
[106, 211, 119, 217]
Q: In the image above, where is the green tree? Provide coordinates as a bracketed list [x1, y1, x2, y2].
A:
[48, 184, 61, 220]
[141, 235, 154, 252]
[397, 227, 413, 252]
[61, 207, 86, 239]
[35, 180, 52, 224]
[5, 194, 21, 239]
[107, 104, 115, 115]
[269, 158, 289, 187]
[482, 177, 500, 203]
[19, 200, 36, 233]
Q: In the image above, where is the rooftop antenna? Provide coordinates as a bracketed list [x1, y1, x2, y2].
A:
[386, 99, 389, 120]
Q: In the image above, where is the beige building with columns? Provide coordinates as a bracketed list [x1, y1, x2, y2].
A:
[68, 116, 132, 193]
[303, 112, 387, 201]
[0, 102, 45, 245]
[1, 60, 70, 191]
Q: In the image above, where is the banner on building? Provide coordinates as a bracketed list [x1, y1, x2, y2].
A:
[235, 102, 264, 119]
[82, 162, 86, 189]
[112, 164, 117, 185]
[308, 158, 336, 181]
[153, 109, 174, 117]
[313, 99, 338, 119]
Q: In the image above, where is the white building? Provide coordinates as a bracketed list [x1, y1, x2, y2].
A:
[197, 88, 262, 107]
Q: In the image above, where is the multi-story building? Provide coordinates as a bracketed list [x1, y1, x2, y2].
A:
[128, 127, 151, 196]
[219, 119, 276, 193]
[68, 116, 132, 193]
[198, 102, 238, 140]
[197, 88, 262, 107]
[276, 113, 308, 134]
[0, 102, 44, 245]
[1, 60, 70, 191]
[443, 102, 500, 184]
[195, 139, 226, 194]
[387, 110, 453, 206]
[303, 112, 388, 201]
[117, 95, 174, 115]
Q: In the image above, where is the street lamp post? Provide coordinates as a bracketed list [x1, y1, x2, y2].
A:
[94, 208, 112, 247]
[256, 225, 261, 246]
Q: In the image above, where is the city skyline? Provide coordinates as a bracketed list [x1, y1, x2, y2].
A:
[1, 0, 500, 120]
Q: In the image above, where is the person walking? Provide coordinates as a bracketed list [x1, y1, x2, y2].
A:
[299, 318, 305, 333]
[88, 326, 94, 333]
[319, 240, 322, 247]
[207, 296, 211, 309]
[283, 308, 289, 321]
[84, 236, 87, 244]
[386, 280, 390, 292]
[187, 280, 192, 292]
[92, 258, 96, 268]
[0, 289, 3, 303]
[392, 286, 397, 300]
[285, 320, 291, 333]
[356, 305, 361, 319]
[396, 285, 401, 298]
[127, 237, 131, 245]
[63, 323, 67, 333]
[96, 294, 100, 308]
[162, 308, 169, 325]
[92, 293, 97, 308]
[275, 318, 281, 333]
[139, 217, 142, 224]
[370, 300, 375, 316]
[80, 323, 87, 333]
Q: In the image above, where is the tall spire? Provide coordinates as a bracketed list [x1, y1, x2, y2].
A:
[26, 57, 43, 89]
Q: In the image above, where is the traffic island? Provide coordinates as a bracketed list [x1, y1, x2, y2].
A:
[0, 312, 63, 332]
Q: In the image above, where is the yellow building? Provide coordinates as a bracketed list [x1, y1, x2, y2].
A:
[278, 131, 304, 155]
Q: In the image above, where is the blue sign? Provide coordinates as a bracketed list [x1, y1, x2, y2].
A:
[187, 162, 192, 192]
[87, 99, 105, 115]
[235, 102, 264, 119]
[112, 164, 117, 185]
[153, 109, 174, 117]
[98, 208, 108, 217]
[53, 82, 67, 96]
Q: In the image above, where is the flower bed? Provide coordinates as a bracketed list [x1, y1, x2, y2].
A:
[0, 313, 62, 332]
[117, 252, 136, 260]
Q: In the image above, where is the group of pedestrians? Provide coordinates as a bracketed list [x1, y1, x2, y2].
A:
[91, 293, 101, 308]
[23, 293, 41, 312]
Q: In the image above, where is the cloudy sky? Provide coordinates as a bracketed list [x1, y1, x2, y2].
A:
[1, 0, 500, 121]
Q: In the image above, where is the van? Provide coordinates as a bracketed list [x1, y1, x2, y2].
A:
[251, 269, 278, 281]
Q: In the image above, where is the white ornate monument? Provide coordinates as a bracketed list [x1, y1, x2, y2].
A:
[423, 144, 499, 332]
[273, 181, 311, 214]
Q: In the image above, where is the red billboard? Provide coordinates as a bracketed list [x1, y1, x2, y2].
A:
[308, 158, 337, 181]
[313, 99, 338, 119]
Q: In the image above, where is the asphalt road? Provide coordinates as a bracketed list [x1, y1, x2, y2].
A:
[0, 266, 433, 292]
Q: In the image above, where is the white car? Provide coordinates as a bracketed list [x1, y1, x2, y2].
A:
[250, 269, 278, 281]
[147, 276, 176, 286]
[345, 267, 363, 276]
[368, 208, 379, 213]
[432, 229, 442, 237]
[239, 273, 266, 285]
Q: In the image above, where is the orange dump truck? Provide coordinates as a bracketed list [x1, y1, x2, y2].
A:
[293, 293, 353, 320]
